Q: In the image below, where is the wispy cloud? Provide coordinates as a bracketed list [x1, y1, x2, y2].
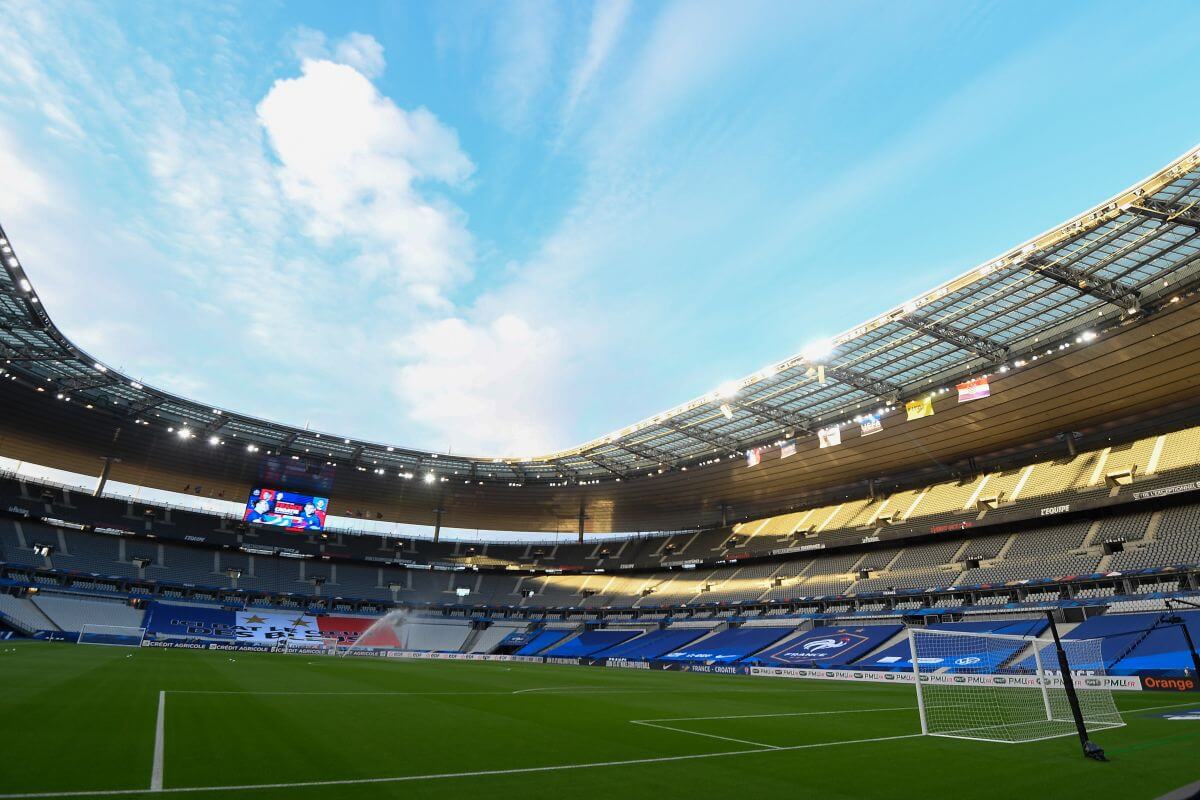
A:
[560, 0, 632, 129]
[486, 0, 561, 132]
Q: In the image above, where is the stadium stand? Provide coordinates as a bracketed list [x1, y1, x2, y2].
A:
[542, 628, 642, 658]
[592, 627, 708, 660]
[514, 629, 570, 656]
[659, 625, 794, 662]
[28, 593, 145, 635]
[751, 624, 902, 667]
[397, 619, 472, 652]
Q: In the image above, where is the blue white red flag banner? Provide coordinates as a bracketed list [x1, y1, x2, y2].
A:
[142, 603, 325, 645]
[818, 426, 841, 448]
[779, 440, 797, 459]
[860, 416, 882, 436]
[745, 448, 761, 467]
[957, 376, 990, 403]
[235, 610, 325, 644]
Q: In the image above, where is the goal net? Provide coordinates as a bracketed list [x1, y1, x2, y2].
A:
[77, 624, 147, 647]
[278, 637, 339, 656]
[909, 628, 1123, 743]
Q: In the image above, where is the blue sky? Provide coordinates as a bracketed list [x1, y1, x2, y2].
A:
[2, 0, 1199, 456]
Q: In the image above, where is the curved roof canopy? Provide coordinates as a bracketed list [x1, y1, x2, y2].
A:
[3, 144, 1200, 488]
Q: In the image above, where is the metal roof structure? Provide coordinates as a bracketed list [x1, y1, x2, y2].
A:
[3, 144, 1200, 487]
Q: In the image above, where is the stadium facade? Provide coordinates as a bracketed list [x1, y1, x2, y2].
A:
[2, 145, 1200, 534]
[0, 144, 1198, 698]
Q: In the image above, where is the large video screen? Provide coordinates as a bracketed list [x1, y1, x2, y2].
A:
[243, 488, 329, 531]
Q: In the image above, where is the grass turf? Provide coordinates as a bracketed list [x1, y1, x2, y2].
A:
[1, 641, 1197, 799]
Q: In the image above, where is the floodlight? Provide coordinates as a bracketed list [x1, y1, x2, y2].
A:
[802, 338, 834, 363]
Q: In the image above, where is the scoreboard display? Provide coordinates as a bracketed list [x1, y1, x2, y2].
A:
[243, 488, 329, 531]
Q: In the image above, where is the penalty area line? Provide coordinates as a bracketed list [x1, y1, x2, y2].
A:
[630, 719, 779, 749]
[0, 734, 923, 798]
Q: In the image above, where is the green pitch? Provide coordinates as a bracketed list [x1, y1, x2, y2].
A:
[1, 642, 1197, 799]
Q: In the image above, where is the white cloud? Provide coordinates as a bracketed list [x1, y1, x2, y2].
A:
[334, 32, 386, 79]
[257, 59, 475, 304]
[394, 314, 568, 454]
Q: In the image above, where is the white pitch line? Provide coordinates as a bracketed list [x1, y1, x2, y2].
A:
[0, 733, 923, 799]
[630, 719, 779, 749]
[511, 686, 623, 694]
[150, 691, 165, 792]
[160, 687, 856, 697]
[641, 705, 916, 723]
[1121, 700, 1200, 714]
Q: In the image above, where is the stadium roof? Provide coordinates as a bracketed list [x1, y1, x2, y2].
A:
[3, 144, 1200, 490]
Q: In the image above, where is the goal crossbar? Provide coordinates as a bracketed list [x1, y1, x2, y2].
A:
[77, 624, 147, 647]
[909, 627, 1123, 745]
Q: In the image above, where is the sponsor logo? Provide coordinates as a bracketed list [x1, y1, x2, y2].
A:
[770, 632, 870, 665]
[682, 665, 739, 674]
[7, 505, 31, 517]
[1142, 676, 1197, 692]
[1133, 482, 1200, 501]
[139, 641, 208, 650]
[1158, 708, 1200, 720]
[604, 659, 650, 670]
[1040, 504, 1070, 516]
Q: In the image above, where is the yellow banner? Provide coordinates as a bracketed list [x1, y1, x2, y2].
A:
[905, 396, 934, 420]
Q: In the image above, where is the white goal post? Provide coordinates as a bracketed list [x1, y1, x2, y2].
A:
[77, 624, 147, 647]
[278, 637, 339, 656]
[909, 627, 1124, 744]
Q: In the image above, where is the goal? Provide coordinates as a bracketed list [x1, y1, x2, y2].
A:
[278, 637, 339, 656]
[909, 627, 1124, 744]
[77, 624, 147, 647]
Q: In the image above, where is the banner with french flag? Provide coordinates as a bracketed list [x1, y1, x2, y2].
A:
[235, 610, 325, 644]
[957, 376, 990, 403]
[143, 602, 375, 645]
